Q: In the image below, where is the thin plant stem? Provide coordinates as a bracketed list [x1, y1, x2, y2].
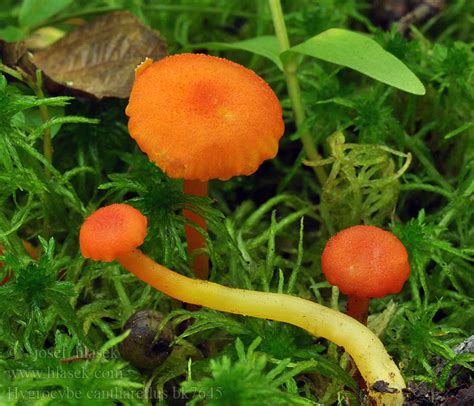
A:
[34, 70, 53, 174]
[112, 267, 134, 319]
[31, 70, 53, 238]
[437, 206, 458, 234]
[267, 0, 327, 185]
[400, 183, 453, 199]
[327, 286, 340, 361]
[0, 63, 25, 82]
[404, 133, 452, 191]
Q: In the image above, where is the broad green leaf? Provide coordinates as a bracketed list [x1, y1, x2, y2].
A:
[0, 26, 25, 42]
[285, 28, 425, 95]
[197, 36, 283, 70]
[19, 0, 73, 30]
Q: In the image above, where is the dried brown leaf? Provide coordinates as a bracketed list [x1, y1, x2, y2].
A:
[31, 11, 167, 98]
[1, 40, 27, 66]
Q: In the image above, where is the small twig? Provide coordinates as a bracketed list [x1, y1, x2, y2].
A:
[0, 63, 26, 82]
[33, 70, 53, 174]
[60, 353, 95, 363]
[397, 0, 445, 34]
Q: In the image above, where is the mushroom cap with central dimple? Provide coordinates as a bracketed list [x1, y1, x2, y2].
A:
[126, 53, 285, 181]
[321, 225, 410, 298]
[80, 204, 148, 262]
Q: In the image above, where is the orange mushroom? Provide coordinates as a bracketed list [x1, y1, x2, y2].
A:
[79, 204, 406, 405]
[80, 204, 147, 263]
[126, 54, 285, 280]
[321, 225, 410, 324]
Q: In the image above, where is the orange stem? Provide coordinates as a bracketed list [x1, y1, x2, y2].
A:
[183, 179, 209, 280]
[346, 295, 370, 391]
[347, 295, 370, 325]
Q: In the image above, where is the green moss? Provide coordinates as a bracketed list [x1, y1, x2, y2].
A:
[1, 1, 473, 404]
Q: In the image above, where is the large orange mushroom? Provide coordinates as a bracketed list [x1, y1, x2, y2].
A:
[126, 54, 284, 280]
[321, 225, 410, 324]
[80, 204, 406, 405]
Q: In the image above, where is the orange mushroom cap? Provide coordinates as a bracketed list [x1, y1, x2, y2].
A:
[126, 53, 285, 181]
[80, 204, 148, 262]
[321, 225, 410, 298]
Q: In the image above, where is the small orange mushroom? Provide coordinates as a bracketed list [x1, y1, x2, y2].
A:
[126, 54, 285, 280]
[321, 225, 410, 324]
[79, 204, 406, 405]
[80, 204, 147, 263]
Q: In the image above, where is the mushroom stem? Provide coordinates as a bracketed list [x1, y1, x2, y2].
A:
[347, 295, 370, 325]
[183, 179, 209, 280]
[117, 249, 405, 405]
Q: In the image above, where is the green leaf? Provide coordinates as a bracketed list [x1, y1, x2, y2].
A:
[443, 120, 474, 139]
[198, 36, 283, 70]
[285, 28, 426, 95]
[0, 26, 25, 42]
[19, 0, 73, 30]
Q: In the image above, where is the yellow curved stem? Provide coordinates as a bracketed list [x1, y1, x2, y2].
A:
[118, 250, 405, 405]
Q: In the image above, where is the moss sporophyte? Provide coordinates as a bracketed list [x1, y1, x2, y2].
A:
[80, 204, 406, 405]
[125, 54, 284, 281]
